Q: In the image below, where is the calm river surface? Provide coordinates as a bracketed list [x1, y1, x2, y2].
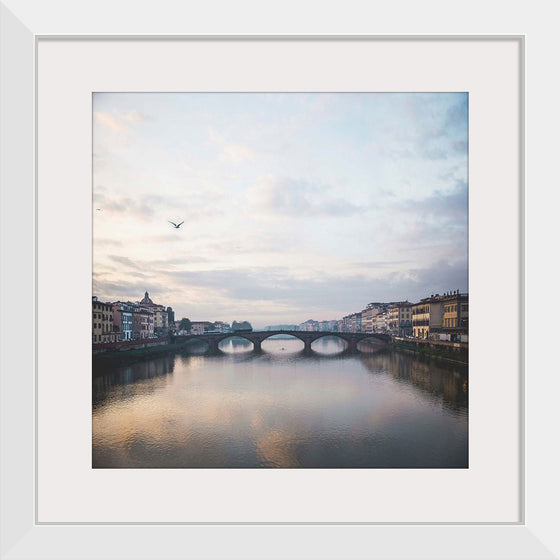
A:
[92, 336, 468, 468]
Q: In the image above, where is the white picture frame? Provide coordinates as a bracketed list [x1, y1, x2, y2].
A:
[1, 1, 557, 558]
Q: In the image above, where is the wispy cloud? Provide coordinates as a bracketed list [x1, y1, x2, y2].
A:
[93, 192, 156, 222]
[108, 255, 143, 270]
[394, 179, 468, 221]
[246, 176, 365, 218]
[93, 238, 123, 247]
[92, 190, 222, 224]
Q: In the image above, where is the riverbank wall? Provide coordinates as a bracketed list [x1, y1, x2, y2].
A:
[92, 338, 171, 355]
[390, 337, 468, 364]
[92, 338, 177, 370]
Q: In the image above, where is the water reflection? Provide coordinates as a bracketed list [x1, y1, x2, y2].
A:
[92, 339, 468, 468]
[311, 335, 347, 354]
[93, 354, 176, 409]
[358, 337, 389, 353]
[181, 339, 209, 354]
[360, 352, 468, 411]
[262, 335, 304, 354]
[218, 336, 254, 353]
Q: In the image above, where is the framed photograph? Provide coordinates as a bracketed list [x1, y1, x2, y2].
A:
[91, 89, 470, 472]
[1, 1, 556, 558]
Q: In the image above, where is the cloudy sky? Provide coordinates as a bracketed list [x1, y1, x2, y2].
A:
[93, 93, 468, 327]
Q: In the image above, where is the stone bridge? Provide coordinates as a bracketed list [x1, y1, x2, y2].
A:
[171, 330, 391, 353]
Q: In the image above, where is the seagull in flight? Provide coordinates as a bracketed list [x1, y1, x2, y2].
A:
[168, 220, 184, 229]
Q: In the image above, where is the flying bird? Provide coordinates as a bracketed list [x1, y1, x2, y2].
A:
[168, 220, 184, 229]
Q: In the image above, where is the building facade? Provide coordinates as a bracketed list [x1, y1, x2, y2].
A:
[361, 305, 379, 333]
[349, 312, 362, 333]
[374, 311, 389, 333]
[213, 321, 231, 333]
[434, 292, 469, 341]
[133, 306, 154, 339]
[151, 305, 168, 337]
[112, 302, 134, 341]
[299, 319, 320, 332]
[92, 296, 118, 343]
[388, 302, 413, 337]
[136, 291, 168, 337]
[167, 306, 175, 332]
[412, 295, 444, 339]
[190, 321, 213, 335]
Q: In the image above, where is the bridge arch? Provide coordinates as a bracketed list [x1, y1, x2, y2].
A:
[216, 334, 255, 353]
[309, 334, 349, 354]
[259, 333, 306, 354]
[260, 332, 306, 344]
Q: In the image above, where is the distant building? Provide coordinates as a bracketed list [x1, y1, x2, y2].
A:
[112, 302, 134, 341]
[339, 312, 362, 333]
[139, 291, 153, 305]
[299, 319, 320, 332]
[135, 291, 168, 337]
[167, 306, 175, 323]
[388, 302, 413, 337]
[432, 291, 469, 342]
[412, 295, 444, 339]
[374, 311, 389, 334]
[133, 306, 154, 339]
[361, 303, 383, 333]
[92, 296, 118, 343]
[152, 306, 168, 337]
[167, 306, 175, 332]
[346, 312, 362, 333]
[191, 321, 213, 335]
[213, 321, 231, 333]
[340, 314, 352, 333]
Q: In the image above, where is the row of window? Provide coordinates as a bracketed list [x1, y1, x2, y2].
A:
[92, 313, 113, 321]
[92, 334, 118, 342]
[93, 323, 112, 330]
[412, 307, 430, 315]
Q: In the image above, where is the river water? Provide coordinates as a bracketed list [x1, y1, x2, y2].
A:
[92, 336, 468, 468]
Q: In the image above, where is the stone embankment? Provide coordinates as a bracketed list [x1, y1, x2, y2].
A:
[391, 336, 468, 364]
[92, 337, 170, 355]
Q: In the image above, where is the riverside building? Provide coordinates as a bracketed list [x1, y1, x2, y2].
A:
[388, 302, 413, 337]
[412, 295, 444, 339]
[92, 296, 118, 343]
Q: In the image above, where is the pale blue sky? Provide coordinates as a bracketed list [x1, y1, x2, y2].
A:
[93, 93, 468, 327]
